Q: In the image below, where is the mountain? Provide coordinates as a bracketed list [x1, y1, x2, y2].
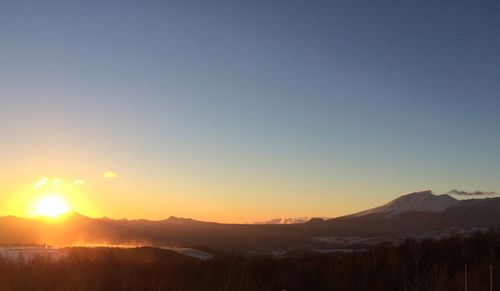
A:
[1, 191, 500, 251]
[348, 190, 459, 218]
[313, 192, 500, 238]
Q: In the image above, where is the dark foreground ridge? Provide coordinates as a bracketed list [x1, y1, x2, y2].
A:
[1, 230, 499, 291]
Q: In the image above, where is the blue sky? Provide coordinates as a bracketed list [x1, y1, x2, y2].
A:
[0, 0, 499, 221]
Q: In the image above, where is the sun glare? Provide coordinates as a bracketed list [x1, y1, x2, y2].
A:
[34, 195, 71, 218]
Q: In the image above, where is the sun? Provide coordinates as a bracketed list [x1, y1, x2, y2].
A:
[34, 195, 71, 218]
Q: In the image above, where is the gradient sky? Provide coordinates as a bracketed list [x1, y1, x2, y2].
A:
[1, 0, 499, 222]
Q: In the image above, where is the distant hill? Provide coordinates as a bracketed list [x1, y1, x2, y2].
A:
[1, 191, 500, 251]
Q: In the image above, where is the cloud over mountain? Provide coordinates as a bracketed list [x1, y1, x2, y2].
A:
[447, 189, 496, 196]
[254, 217, 310, 224]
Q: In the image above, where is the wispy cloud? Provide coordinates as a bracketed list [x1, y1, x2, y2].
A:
[255, 218, 282, 224]
[283, 217, 310, 224]
[34, 177, 49, 190]
[73, 179, 86, 185]
[253, 217, 310, 224]
[36, 177, 87, 189]
[103, 171, 119, 178]
[447, 189, 496, 196]
[52, 178, 63, 188]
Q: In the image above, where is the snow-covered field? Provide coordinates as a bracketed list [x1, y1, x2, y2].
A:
[0, 245, 214, 261]
[0, 246, 66, 261]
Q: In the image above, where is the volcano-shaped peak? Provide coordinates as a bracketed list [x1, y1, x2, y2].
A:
[350, 190, 459, 218]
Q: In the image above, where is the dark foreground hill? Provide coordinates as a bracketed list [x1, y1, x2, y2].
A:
[1, 231, 499, 291]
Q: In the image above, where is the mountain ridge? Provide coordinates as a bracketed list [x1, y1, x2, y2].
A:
[1, 191, 499, 250]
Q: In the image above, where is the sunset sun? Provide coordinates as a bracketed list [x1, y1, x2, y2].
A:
[34, 195, 71, 218]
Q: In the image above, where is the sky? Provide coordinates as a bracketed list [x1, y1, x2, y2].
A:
[0, 0, 499, 223]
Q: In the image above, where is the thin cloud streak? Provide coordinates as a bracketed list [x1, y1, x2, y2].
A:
[73, 179, 86, 185]
[34, 178, 48, 190]
[253, 217, 310, 224]
[447, 189, 496, 196]
[103, 171, 119, 178]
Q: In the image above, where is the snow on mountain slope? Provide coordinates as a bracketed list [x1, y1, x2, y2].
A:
[349, 190, 459, 218]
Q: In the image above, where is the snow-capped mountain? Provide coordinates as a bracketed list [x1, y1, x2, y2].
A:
[349, 190, 459, 218]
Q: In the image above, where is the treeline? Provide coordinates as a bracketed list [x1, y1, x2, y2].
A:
[1, 230, 500, 291]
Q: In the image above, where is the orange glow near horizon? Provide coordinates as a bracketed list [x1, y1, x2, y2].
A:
[5, 177, 96, 220]
[0, 173, 364, 223]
